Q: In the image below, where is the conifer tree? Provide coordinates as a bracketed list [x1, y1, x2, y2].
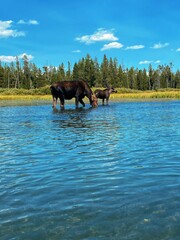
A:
[101, 54, 109, 87]
[128, 67, 135, 89]
[94, 57, 101, 87]
[117, 65, 124, 88]
[0, 61, 4, 87]
[57, 63, 65, 81]
[66, 61, 72, 80]
[72, 63, 79, 80]
[174, 70, 180, 88]
[15, 57, 21, 88]
[148, 64, 154, 90]
[23, 55, 31, 89]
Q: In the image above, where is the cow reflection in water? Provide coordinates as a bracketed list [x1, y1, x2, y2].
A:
[94, 87, 117, 105]
[52, 108, 92, 129]
[50, 80, 98, 109]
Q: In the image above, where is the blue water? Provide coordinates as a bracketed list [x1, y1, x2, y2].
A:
[0, 101, 180, 240]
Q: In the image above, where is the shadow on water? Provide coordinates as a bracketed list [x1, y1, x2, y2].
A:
[49, 104, 121, 156]
[50, 105, 120, 140]
[52, 106, 93, 115]
[49, 104, 121, 154]
[51, 106, 98, 129]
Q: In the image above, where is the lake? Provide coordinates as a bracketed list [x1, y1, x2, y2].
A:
[0, 100, 180, 240]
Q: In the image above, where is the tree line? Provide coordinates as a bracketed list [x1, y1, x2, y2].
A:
[0, 54, 180, 90]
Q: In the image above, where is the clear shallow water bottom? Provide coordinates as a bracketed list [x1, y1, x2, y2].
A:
[0, 101, 180, 240]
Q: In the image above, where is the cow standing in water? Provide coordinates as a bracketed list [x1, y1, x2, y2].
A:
[50, 80, 98, 109]
[94, 87, 117, 105]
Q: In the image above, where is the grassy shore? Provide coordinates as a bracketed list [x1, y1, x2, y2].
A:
[0, 95, 52, 101]
[111, 91, 180, 99]
[0, 87, 180, 101]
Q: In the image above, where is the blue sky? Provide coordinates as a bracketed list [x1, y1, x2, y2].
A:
[0, 0, 180, 71]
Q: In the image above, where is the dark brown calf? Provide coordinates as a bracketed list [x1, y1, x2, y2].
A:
[94, 87, 117, 105]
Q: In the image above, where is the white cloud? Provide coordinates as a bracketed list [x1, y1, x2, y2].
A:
[17, 20, 26, 24]
[139, 60, 152, 65]
[176, 48, 180, 51]
[0, 56, 16, 62]
[0, 53, 34, 63]
[76, 28, 118, 44]
[18, 53, 34, 60]
[139, 60, 161, 65]
[101, 42, 123, 51]
[18, 19, 39, 25]
[28, 20, 39, 25]
[72, 50, 81, 53]
[125, 45, 144, 50]
[0, 20, 25, 38]
[151, 42, 169, 49]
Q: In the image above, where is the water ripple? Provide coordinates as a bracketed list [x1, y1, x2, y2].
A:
[0, 101, 180, 240]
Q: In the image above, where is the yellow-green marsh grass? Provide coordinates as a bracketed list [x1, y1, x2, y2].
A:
[92, 87, 180, 100]
[0, 88, 180, 101]
[0, 95, 52, 101]
[110, 91, 180, 99]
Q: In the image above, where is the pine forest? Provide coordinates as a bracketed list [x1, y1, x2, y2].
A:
[0, 54, 180, 90]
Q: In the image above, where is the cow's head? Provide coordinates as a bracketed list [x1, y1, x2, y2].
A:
[109, 86, 117, 93]
[91, 94, 98, 108]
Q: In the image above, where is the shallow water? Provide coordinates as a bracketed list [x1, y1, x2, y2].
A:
[0, 101, 180, 240]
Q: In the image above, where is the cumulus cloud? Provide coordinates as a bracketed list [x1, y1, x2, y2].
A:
[154, 60, 161, 64]
[101, 42, 123, 51]
[151, 42, 169, 49]
[0, 53, 34, 63]
[0, 20, 25, 38]
[139, 60, 161, 65]
[139, 60, 153, 65]
[17, 19, 39, 25]
[18, 53, 34, 60]
[75, 28, 118, 44]
[72, 50, 81, 53]
[125, 45, 144, 50]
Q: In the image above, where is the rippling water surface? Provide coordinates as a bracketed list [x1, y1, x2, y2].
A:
[0, 101, 180, 240]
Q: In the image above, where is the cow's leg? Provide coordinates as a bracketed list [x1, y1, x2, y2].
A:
[102, 99, 105, 105]
[106, 97, 109, 105]
[60, 96, 65, 110]
[75, 97, 79, 108]
[79, 98, 85, 107]
[52, 96, 57, 108]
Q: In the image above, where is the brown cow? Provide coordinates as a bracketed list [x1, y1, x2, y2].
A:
[50, 80, 98, 109]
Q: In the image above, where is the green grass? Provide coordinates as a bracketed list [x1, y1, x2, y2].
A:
[0, 86, 51, 96]
[0, 95, 52, 100]
[0, 87, 180, 100]
[93, 87, 180, 99]
[111, 90, 180, 99]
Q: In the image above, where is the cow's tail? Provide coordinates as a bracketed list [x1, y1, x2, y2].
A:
[50, 85, 56, 95]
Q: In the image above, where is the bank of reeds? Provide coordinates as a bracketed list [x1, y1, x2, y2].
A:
[0, 86, 50, 96]
[0, 95, 52, 100]
[110, 90, 180, 99]
[0, 87, 180, 100]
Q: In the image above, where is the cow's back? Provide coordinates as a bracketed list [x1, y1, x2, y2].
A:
[60, 81, 79, 99]
[95, 89, 107, 99]
[50, 80, 86, 99]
